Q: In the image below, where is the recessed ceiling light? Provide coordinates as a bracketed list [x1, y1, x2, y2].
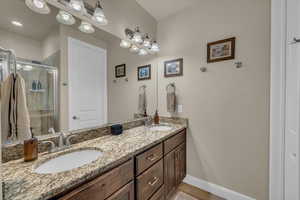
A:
[11, 21, 23, 27]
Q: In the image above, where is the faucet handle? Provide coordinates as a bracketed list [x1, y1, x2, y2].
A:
[42, 140, 56, 153]
[66, 135, 76, 146]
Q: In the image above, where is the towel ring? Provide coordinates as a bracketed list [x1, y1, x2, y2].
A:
[166, 83, 176, 92]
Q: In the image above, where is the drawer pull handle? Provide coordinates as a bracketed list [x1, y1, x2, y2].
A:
[148, 177, 159, 186]
[146, 154, 157, 161]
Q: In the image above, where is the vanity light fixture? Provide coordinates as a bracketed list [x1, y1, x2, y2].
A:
[120, 40, 131, 49]
[25, 0, 51, 14]
[11, 20, 23, 27]
[121, 27, 160, 56]
[129, 45, 139, 53]
[92, 0, 108, 25]
[56, 10, 76, 25]
[69, 0, 85, 12]
[78, 21, 95, 34]
[132, 27, 143, 44]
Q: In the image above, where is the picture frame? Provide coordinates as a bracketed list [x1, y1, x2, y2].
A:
[207, 37, 235, 63]
[137, 65, 151, 81]
[164, 58, 183, 77]
[115, 64, 126, 78]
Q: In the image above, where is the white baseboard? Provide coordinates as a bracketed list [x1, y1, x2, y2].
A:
[183, 174, 256, 200]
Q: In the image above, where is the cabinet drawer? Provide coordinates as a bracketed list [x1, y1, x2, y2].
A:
[164, 130, 186, 155]
[59, 160, 134, 200]
[106, 181, 134, 200]
[136, 143, 163, 175]
[149, 186, 164, 200]
[137, 159, 164, 200]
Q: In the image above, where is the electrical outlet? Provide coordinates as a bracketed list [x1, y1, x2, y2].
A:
[177, 105, 183, 113]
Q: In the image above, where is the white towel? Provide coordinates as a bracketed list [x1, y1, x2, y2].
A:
[138, 87, 147, 114]
[14, 73, 31, 141]
[1, 73, 31, 144]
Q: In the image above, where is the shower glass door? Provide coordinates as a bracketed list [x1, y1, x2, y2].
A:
[16, 61, 58, 137]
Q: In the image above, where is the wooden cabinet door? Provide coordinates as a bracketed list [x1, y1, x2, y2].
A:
[164, 150, 176, 200]
[106, 182, 134, 200]
[175, 143, 186, 186]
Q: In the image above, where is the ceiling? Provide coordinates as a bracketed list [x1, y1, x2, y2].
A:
[136, 0, 199, 21]
[0, 0, 59, 41]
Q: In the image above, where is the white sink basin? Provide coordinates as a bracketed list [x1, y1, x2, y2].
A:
[149, 125, 173, 132]
[34, 149, 103, 174]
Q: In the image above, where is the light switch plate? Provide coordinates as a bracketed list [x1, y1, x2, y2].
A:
[177, 105, 183, 113]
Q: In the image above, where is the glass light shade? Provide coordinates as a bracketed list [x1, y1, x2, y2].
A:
[92, 10, 108, 25]
[120, 40, 131, 48]
[70, 0, 84, 11]
[132, 28, 143, 44]
[138, 49, 148, 56]
[33, 0, 45, 8]
[150, 42, 160, 53]
[56, 10, 75, 25]
[143, 38, 151, 48]
[78, 21, 95, 34]
[129, 45, 139, 53]
[25, 0, 50, 14]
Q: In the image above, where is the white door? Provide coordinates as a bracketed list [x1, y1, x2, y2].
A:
[68, 37, 107, 131]
[285, 0, 300, 199]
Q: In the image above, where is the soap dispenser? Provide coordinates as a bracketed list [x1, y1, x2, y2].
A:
[154, 110, 160, 124]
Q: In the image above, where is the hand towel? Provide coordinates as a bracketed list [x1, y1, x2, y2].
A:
[1, 73, 31, 144]
[1, 74, 16, 144]
[138, 87, 147, 114]
[167, 88, 176, 113]
[14, 73, 31, 141]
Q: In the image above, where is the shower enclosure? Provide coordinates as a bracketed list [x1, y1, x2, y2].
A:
[0, 53, 58, 137]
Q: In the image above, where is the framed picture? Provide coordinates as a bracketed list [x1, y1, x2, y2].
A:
[207, 37, 235, 63]
[115, 64, 126, 78]
[138, 65, 151, 81]
[164, 58, 183, 77]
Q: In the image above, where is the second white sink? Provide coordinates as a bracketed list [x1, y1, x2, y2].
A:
[34, 149, 103, 174]
[149, 125, 173, 132]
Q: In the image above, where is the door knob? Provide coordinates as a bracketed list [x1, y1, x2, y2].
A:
[290, 37, 300, 44]
[72, 116, 79, 120]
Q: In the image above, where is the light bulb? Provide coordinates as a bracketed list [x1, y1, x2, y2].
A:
[150, 41, 160, 53]
[56, 10, 76, 25]
[120, 40, 131, 48]
[78, 21, 95, 34]
[130, 45, 139, 53]
[70, 0, 84, 11]
[138, 49, 148, 56]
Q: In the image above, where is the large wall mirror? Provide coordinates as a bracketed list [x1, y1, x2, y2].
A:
[1, 0, 158, 145]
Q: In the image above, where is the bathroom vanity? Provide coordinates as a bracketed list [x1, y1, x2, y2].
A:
[55, 129, 186, 200]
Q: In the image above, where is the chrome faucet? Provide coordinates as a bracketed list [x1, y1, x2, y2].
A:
[43, 132, 76, 153]
[145, 116, 153, 127]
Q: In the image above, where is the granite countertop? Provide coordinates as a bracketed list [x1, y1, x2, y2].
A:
[2, 124, 186, 200]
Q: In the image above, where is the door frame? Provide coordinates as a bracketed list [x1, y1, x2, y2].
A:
[270, 0, 287, 199]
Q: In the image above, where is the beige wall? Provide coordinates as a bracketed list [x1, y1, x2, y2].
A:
[155, 0, 270, 199]
[107, 39, 158, 123]
[42, 28, 60, 59]
[0, 29, 42, 61]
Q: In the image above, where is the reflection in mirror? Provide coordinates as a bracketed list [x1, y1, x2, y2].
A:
[1, 0, 157, 145]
